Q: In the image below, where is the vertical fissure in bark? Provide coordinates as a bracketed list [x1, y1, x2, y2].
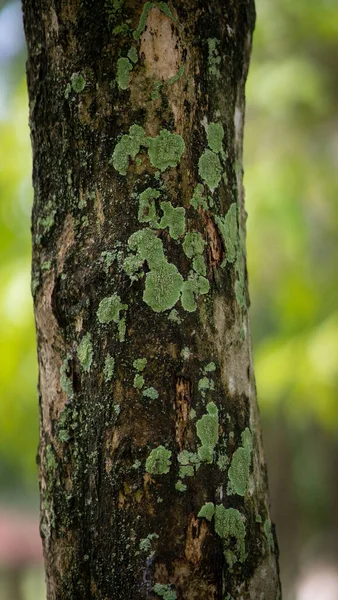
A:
[23, 0, 280, 598]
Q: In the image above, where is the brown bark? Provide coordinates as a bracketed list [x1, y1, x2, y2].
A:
[22, 1, 281, 598]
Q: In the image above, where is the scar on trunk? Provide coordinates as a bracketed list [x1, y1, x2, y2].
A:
[175, 377, 192, 450]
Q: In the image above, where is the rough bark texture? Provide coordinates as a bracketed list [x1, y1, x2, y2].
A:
[23, 1, 281, 599]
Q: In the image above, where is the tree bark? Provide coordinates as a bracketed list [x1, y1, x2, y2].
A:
[23, 1, 280, 598]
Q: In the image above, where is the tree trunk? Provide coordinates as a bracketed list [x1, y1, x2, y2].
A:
[22, 1, 280, 598]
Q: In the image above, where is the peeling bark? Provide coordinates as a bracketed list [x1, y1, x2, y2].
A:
[23, 1, 281, 598]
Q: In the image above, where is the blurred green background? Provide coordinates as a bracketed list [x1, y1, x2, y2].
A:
[0, 0, 337, 598]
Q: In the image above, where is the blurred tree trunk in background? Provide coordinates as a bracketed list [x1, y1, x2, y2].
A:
[22, 0, 280, 598]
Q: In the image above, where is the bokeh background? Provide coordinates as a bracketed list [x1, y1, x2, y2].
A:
[0, 0, 337, 598]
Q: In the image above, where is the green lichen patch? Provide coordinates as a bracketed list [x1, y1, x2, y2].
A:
[190, 183, 208, 211]
[197, 502, 215, 522]
[175, 480, 187, 492]
[139, 532, 159, 556]
[208, 38, 221, 79]
[214, 505, 246, 568]
[133, 358, 147, 371]
[112, 124, 146, 175]
[60, 356, 73, 399]
[168, 65, 184, 86]
[180, 347, 190, 360]
[168, 309, 181, 324]
[153, 583, 177, 600]
[227, 427, 252, 496]
[46, 444, 57, 471]
[142, 387, 159, 399]
[264, 519, 275, 551]
[198, 149, 222, 191]
[183, 232, 206, 259]
[215, 203, 238, 265]
[117, 57, 133, 90]
[146, 445, 172, 475]
[118, 317, 126, 342]
[127, 46, 138, 64]
[77, 333, 93, 373]
[217, 454, 229, 471]
[128, 228, 165, 269]
[97, 294, 128, 324]
[196, 402, 219, 463]
[177, 450, 200, 479]
[198, 376, 214, 396]
[206, 122, 224, 153]
[104, 354, 115, 382]
[151, 80, 163, 100]
[138, 187, 160, 224]
[181, 276, 209, 312]
[204, 362, 216, 372]
[71, 72, 86, 93]
[133, 374, 145, 389]
[143, 261, 183, 312]
[146, 129, 185, 172]
[156, 201, 185, 239]
[123, 254, 144, 281]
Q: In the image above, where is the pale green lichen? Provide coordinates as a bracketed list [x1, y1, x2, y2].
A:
[215, 203, 238, 265]
[128, 228, 165, 269]
[133, 459, 142, 469]
[196, 402, 219, 463]
[104, 354, 115, 382]
[183, 232, 206, 259]
[97, 294, 128, 324]
[204, 362, 216, 372]
[139, 532, 159, 555]
[144, 261, 183, 312]
[133, 374, 145, 389]
[60, 356, 73, 398]
[198, 376, 214, 396]
[117, 57, 133, 90]
[217, 454, 229, 471]
[156, 201, 185, 239]
[227, 427, 252, 496]
[189, 408, 196, 420]
[256, 514, 262, 524]
[133, 358, 147, 371]
[113, 403, 120, 415]
[146, 129, 185, 172]
[190, 183, 208, 211]
[168, 309, 181, 324]
[77, 333, 93, 373]
[177, 450, 200, 479]
[206, 122, 224, 153]
[181, 276, 209, 312]
[112, 124, 146, 175]
[146, 445, 171, 475]
[264, 519, 275, 551]
[180, 347, 190, 360]
[208, 38, 221, 79]
[175, 480, 187, 492]
[168, 65, 184, 85]
[71, 72, 86, 93]
[151, 80, 163, 100]
[214, 505, 246, 568]
[118, 317, 126, 342]
[153, 583, 177, 600]
[197, 502, 215, 522]
[127, 46, 138, 64]
[138, 188, 160, 224]
[142, 387, 159, 399]
[198, 149, 222, 191]
[46, 444, 57, 471]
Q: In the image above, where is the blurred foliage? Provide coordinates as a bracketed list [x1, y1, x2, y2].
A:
[245, 0, 338, 429]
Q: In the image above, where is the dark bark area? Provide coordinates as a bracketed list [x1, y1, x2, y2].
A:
[23, 0, 281, 598]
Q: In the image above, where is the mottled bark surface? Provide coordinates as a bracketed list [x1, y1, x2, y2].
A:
[23, 1, 281, 598]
